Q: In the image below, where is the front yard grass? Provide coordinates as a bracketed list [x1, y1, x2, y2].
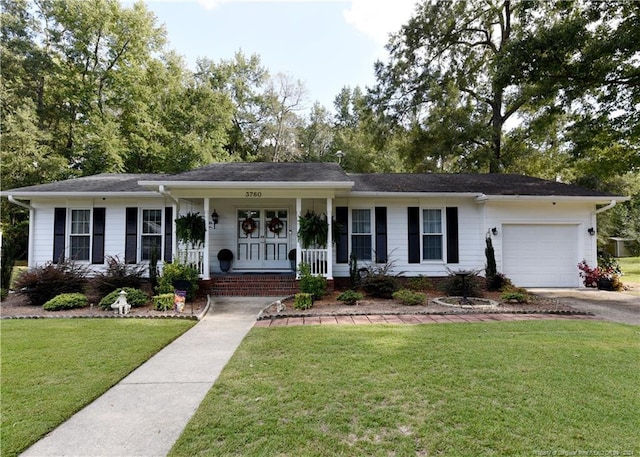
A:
[619, 256, 640, 284]
[171, 320, 639, 456]
[1, 318, 195, 457]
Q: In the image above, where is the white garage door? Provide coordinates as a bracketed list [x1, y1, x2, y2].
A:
[502, 224, 580, 287]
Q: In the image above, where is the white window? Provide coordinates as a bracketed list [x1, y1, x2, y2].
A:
[351, 209, 372, 261]
[422, 209, 443, 261]
[70, 209, 91, 261]
[141, 209, 162, 261]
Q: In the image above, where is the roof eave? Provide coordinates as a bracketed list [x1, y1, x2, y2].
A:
[3, 191, 161, 198]
[475, 194, 631, 203]
[139, 180, 355, 190]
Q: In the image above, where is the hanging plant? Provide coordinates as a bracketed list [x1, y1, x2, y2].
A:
[267, 216, 284, 234]
[241, 217, 257, 235]
[297, 211, 329, 248]
[175, 212, 206, 248]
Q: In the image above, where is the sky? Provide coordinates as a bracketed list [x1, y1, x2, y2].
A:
[125, 0, 418, 112]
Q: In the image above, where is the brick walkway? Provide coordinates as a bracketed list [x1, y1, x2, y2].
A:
[255, 313, 599, 327]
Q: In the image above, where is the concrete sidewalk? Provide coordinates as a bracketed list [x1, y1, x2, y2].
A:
[21, 297, 272, 457]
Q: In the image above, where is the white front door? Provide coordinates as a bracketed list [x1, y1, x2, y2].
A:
[236, 209, 290, 270]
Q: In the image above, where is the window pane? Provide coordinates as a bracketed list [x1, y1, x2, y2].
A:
[352, 234, 372, 261]
[142, 236, 162, 261]
[352, 209, 371, 234]
[423, 209, 442, 234]
[143, 209, 162, 234]
[423, 235, 443, 260]
[70, 236, 90, 261]
[71, 210, 90, 235]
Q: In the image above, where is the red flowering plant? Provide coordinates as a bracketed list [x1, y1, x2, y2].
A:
[578, 254, 623, 289]
[577, 260, 601, 287]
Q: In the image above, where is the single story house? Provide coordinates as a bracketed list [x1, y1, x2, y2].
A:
[3, 162, 629, 293]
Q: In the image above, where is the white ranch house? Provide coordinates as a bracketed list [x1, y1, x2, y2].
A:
[4, 163, 628, 291]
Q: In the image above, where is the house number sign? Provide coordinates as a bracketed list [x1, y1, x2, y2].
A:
[245, 191, 263, 198]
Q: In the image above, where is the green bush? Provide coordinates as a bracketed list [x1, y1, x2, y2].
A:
[43, 293, 88, 311]
[293, 293, 313, 310]
[392, 289, 426, 306]
[406, 275, 433, 291]
[337, 290, 363, 306]
[501, 291, 528, 303]
[298, 263, 327, 299]
[99, 288, 149, 310]
[152, 293, 175, 311]
[92, 256, 146, 295]
[362, 275, 399, 299]
[158, 262, 200, 301]
[486, 272, 513, 292]
[15, 260, 89, 307]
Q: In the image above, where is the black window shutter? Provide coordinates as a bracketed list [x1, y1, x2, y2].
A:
[164, 206, 173, 262]
[92, 208, 106, 264]
[407, 207, 420, 264]
[335, 206, 349, 263]
[125, 207, 138, 264]
[53, 208, 66, 263]
[446, 207, 459, 264]
[375, 207, 387, 263]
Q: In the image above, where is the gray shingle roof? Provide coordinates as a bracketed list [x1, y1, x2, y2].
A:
[349, 173, 613, 197]
[4, 173, 163, 194]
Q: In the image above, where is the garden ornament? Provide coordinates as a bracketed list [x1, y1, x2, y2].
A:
[110, 289, 131, 315]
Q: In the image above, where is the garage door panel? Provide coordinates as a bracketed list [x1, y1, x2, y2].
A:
[502, 225, 579, 287]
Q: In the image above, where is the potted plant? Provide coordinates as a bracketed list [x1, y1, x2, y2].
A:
[288, 249, 296, 272]
[217, 249, 233, 273]
[175, 212, 206, 249]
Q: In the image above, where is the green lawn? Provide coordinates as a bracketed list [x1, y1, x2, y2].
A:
[619, 256, 640, 284]
[0, 318, 195, 457]
[171, 321, 640, 456]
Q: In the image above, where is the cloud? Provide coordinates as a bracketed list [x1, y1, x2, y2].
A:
[343, 0, 417, 45]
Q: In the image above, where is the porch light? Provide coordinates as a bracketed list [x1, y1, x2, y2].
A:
[491, 227, 498, 236]
[211, 210, 219, 229]
[588, 227, 595, 236]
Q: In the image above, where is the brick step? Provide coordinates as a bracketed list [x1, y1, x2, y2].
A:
[200, 274, 299, 297]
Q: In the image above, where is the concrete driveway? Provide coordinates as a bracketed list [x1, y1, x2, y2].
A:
[529, 288, 640, 325]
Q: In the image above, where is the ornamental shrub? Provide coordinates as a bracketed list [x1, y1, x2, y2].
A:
[152, 293, 175, 311]
[92, 255, 146, 295]
[15, 260, 88, 307]
[501, 291, 528, 303]
[43, 293, 88, 311]
[406, 275, 433, 291]
[298, 263, 327, 299]
[362, 275, 399, 299]
[392, 289, 426, 306]
[99, 288, 149, 310]
[337, 290, 363, 306]
[158, 262, 200, 301]
[293, 293, 313, 310]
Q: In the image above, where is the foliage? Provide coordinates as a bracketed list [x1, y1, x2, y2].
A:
[349, 252, 359, 288]
[92, 256, 146, 295]
[500, 291, 528, 304]
[336, 290, 363, 306]
[1, 319, 194, 457]
[43, 293, 89, 311]
[157, 262, 199, 301]
[175, 212, 206, 248]
[149, 245, 160, 293]
[98, 288, 149, 310]
[440, 270, 484, 298]
[217, 249, 234, 261]
[486, 273, 513, 293]
[392, 289, 426, 306]
[297, 211, 328, 248]
[485, 236, 497, 279]
[0, 220, 24, 295]
[297, 263, 326, 299]
[153, 293, 175, 311]
[406, 275, 433, 291]
[578, 254, 623, 289]
[362, 276, 400, 299]
[293, 293, 313, 310]
[14, 260, 88, 307]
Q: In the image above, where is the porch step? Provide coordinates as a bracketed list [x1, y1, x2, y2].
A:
[201, 274, 299, 297]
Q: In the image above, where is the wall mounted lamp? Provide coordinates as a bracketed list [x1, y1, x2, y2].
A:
[491, 227, 498, 236]
[587, 227, 595, 236]
[211, 210, 219, 229]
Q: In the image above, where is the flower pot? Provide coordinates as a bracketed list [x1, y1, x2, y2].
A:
[597, 278, 614, 291]
[219, 260, 231, 273]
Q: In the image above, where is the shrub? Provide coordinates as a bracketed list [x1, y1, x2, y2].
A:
[501, 291, 528, 303]
[92, 256, 146, 295]
[486, 273, 513, 292]
[298, 263, 327, 299]
[337, 290, 363, 306]
[152, 293, 175, 311]
[43, 293, 88, 311]
[157, 262, 200, 301]
[440, 270, 484, 297]
[392, 289, 426, 306]
[293, 293, 313, 310]
[406, 275, 433, 291]
[99, 288, 149, 310]
[362, 275, 399, 299]
[15, 260, 88, 307]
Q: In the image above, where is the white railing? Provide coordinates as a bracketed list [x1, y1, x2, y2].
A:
[176, 249, 205, 276]
[301, 249, 328, 277]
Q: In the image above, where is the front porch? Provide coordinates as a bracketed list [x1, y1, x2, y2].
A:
[199, 273, 335, 297]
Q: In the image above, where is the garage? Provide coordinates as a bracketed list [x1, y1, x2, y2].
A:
[502, 224, 580, 287]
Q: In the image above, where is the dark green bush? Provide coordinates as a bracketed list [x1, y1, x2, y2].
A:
[293, 293, 313, 310]
[337, 290, 363, 306]
[298, 263, 327, 299]
[486, 273, 513, 292]
[392, 289, 426, 306]
[406, 275, 433, 291]
[501, 291, 528, 303]
[152, 293, 174, 311]
[440, 271, 484, 297]
[158, 262, 200, 301]
[362, 275, 399, 299]
[15, 260, 88, 307]
[43, 293, 88, 311]
[99, 288, 149, 310]
[92, 255, 146, 295]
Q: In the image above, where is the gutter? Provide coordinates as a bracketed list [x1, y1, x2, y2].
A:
[159, 185, 178, 204]
[595, 200, 617, 214]
[8, 195, 33, 210]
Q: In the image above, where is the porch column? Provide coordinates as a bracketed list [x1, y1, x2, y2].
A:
[326, 197, 333, 279]
[296, 197, 302, 279]
[203, 197, 211, 279]
[172, 201, 178, 264]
